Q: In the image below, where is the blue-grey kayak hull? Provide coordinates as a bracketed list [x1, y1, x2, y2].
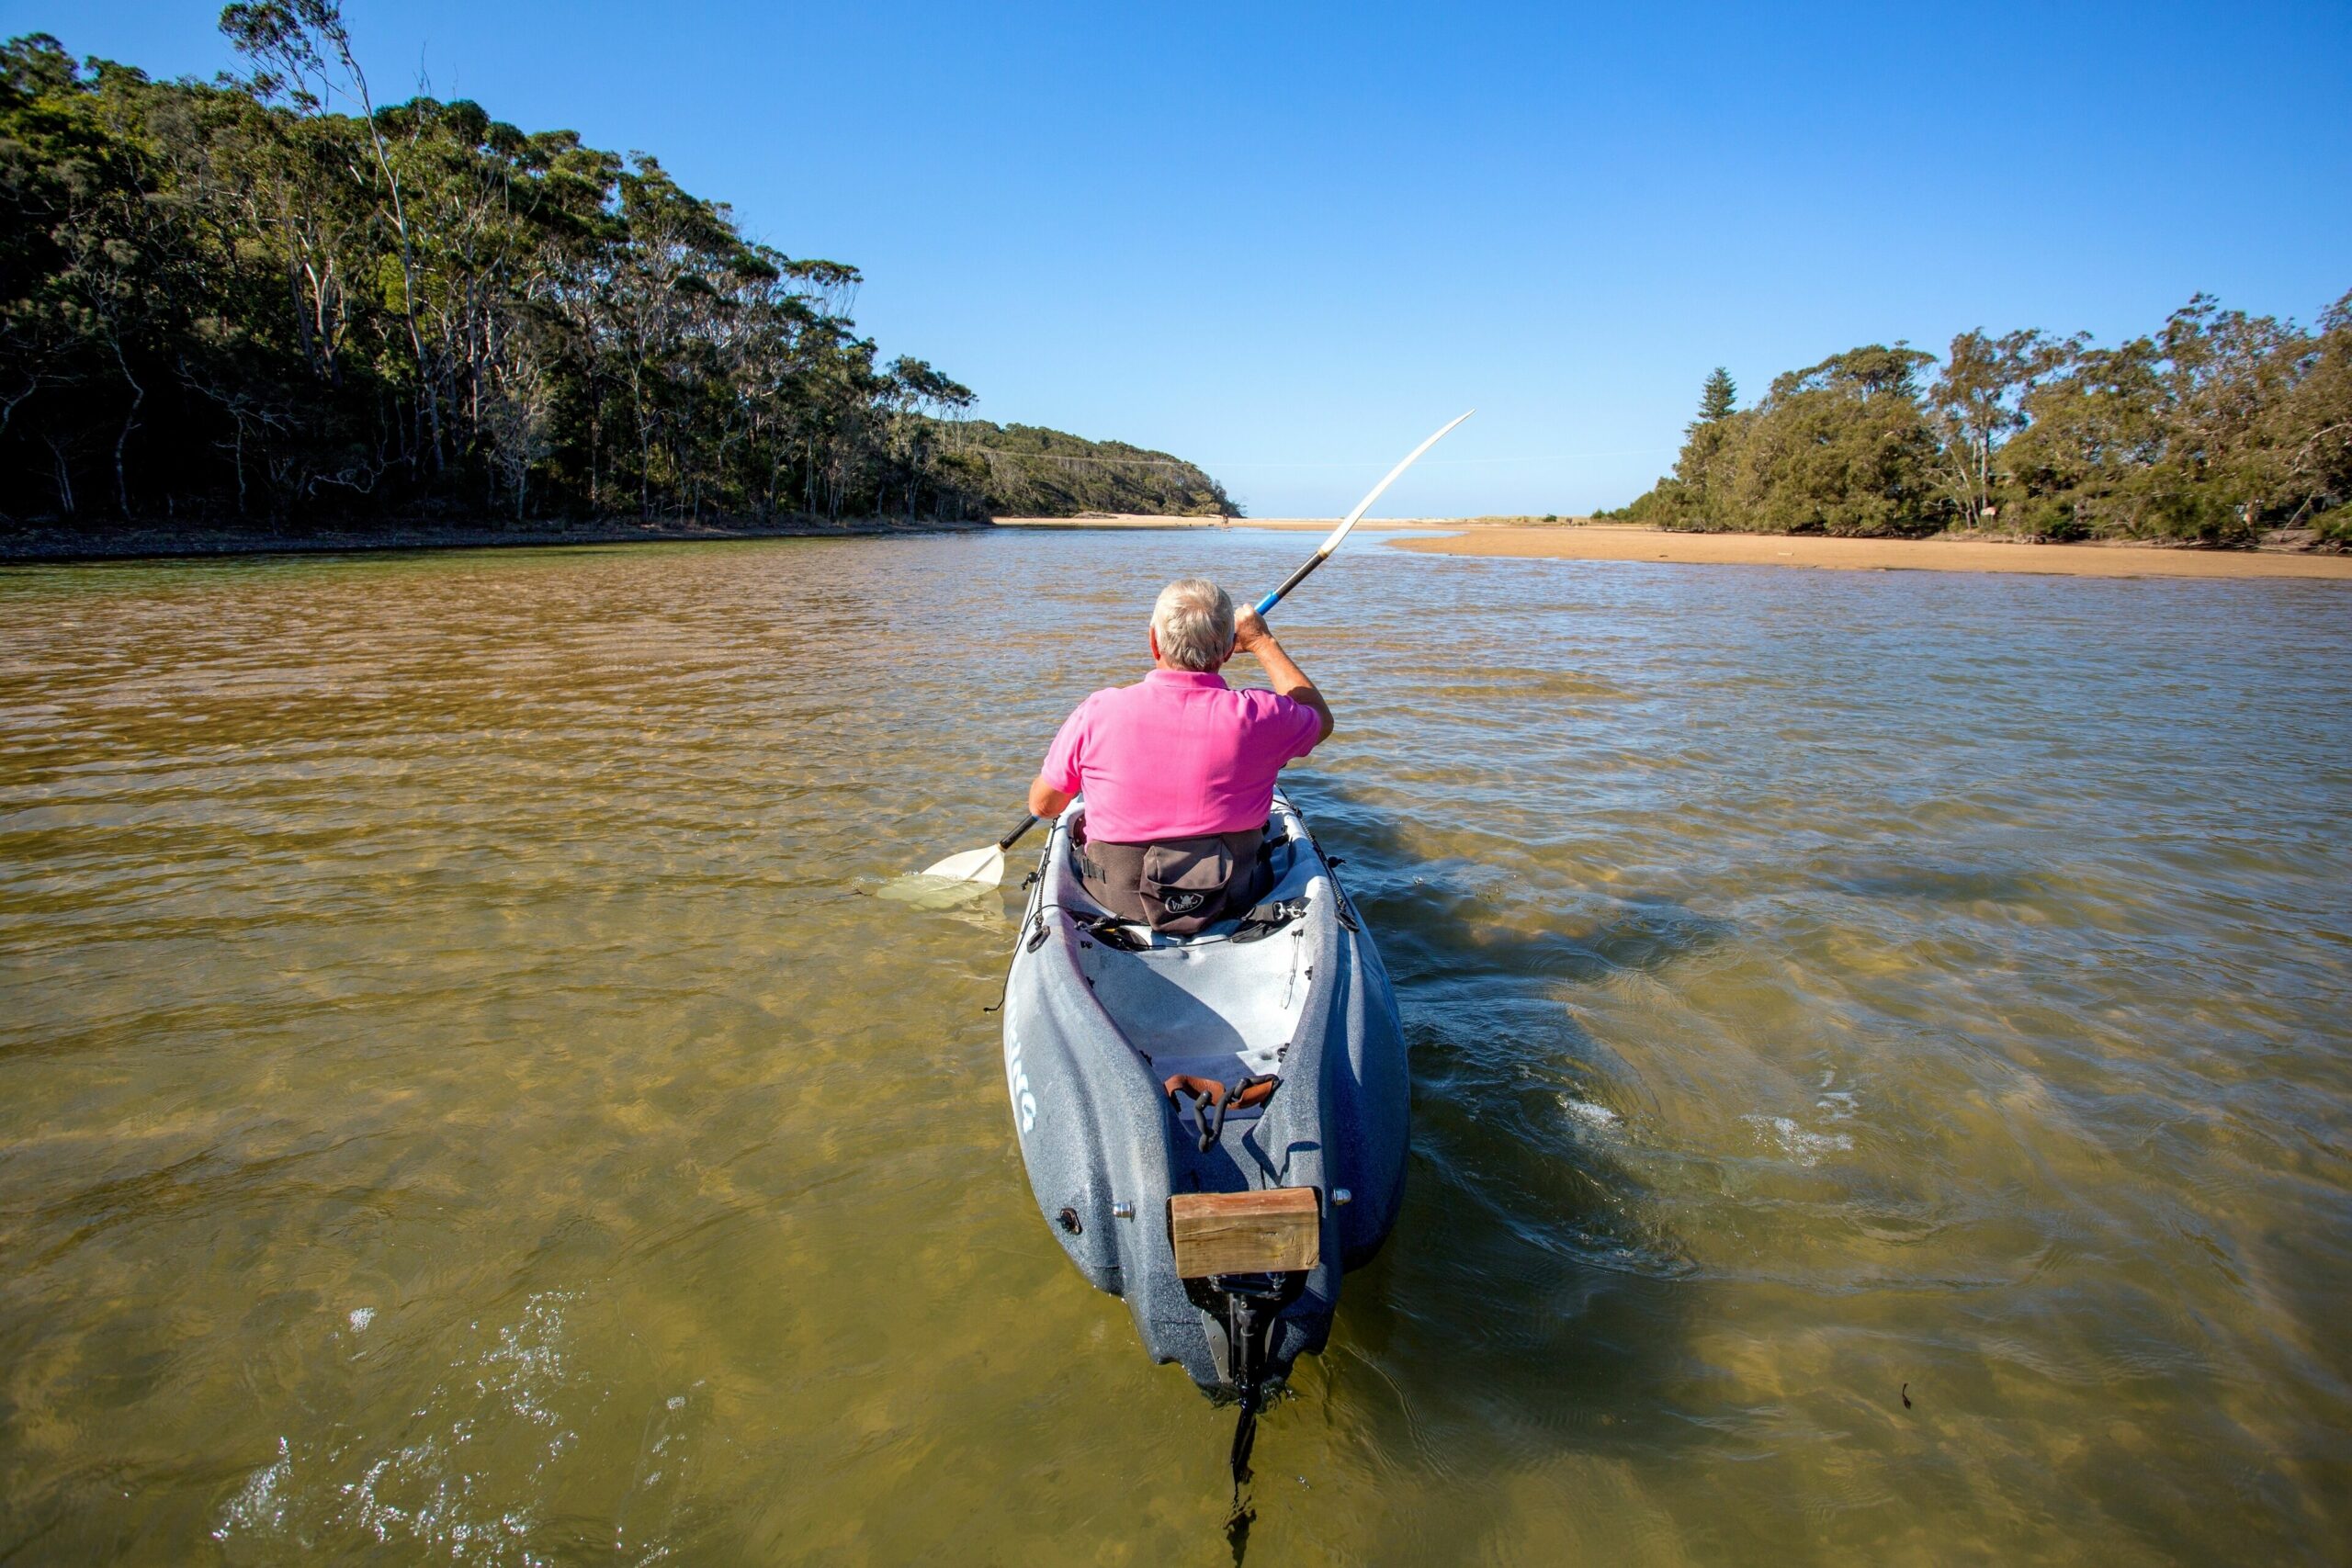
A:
[1000, 792, 1408, 1394]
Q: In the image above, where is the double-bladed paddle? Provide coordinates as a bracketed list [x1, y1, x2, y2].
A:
[917, 409, 1476, 886]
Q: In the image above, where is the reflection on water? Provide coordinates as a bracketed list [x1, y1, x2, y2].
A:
[1, 533, 2347, 1563]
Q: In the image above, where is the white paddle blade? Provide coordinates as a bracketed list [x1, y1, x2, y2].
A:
[1311, 409, 1476, 558]
[919, 844, 1006, 884]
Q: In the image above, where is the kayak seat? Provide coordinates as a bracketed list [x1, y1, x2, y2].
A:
[1062, 820, 1306, 940]
[1068, 822, 1307, 931]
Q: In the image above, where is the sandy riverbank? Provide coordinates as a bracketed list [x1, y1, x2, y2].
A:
[1391, 523, 2352, 581]
[995, 514, 2352, 580]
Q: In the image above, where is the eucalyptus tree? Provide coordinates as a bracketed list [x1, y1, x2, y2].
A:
[880, 355, 976, 520]
[1724, 345, 1939, 535]
[221, 0, 441, 465]
[0, 25, 1281, 533]
[2278, 293, 2352, 536]
[2004, 297, 2309, 541]
[1617, 291, 2352, 542]
[1926, 329, 2079, 529]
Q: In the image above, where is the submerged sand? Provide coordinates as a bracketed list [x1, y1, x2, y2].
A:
[993, 515, 2352, 581]
[990, 514, 1379, 531]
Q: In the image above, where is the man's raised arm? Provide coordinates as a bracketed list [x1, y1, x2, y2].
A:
[1232, 606, 1334, 743]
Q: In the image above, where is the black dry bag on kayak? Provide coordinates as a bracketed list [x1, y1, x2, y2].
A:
[1139, 837, 1238, 935]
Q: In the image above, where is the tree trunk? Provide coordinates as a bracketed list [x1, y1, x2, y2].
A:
[326, 24, 440, 471]
[47, 435, 75, 516]
[112, 354, 145, 517]
[285, 201, 317, 376]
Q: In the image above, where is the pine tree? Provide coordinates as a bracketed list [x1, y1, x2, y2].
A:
[1695, 367, 1737, 424]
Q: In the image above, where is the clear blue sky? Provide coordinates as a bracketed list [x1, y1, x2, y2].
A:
[17, 1, 2351, 516]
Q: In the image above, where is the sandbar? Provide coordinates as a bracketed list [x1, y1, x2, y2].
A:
[992, 514, 2352, 581]
[991, 514, 1419, 531]
[1390, 524, 2352, 581]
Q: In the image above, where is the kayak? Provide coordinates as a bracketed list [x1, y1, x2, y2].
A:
[1000, 789, 1409, 1398]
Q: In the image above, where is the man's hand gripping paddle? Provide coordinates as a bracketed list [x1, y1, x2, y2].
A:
[915, 410, 1476, 886]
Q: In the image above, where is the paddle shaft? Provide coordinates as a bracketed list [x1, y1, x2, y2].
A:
[1253, 553, 1327, 617]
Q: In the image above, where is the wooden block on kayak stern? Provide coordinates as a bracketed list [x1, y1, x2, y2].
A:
[1168, 1188, 1321, 1278]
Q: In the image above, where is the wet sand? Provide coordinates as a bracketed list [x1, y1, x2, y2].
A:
[992, 514, 1426, 531]
[993, 515, 2352, 580]
[1392, 523, 2352, 581]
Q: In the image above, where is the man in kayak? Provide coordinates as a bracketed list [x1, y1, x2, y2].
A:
[1026, 578, 1333, 932]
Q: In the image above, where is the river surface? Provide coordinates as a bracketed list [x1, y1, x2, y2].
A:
[2, 530, 2347, 1564]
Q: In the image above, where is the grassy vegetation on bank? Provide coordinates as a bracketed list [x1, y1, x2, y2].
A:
[923, 421, 1234, 519]
[1603, 296, 2352, 547]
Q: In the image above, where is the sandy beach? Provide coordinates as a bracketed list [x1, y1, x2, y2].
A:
[1392, 523, 2352, 581]
[992, 515, 2352, 581]
[991, 514, 1372, 530]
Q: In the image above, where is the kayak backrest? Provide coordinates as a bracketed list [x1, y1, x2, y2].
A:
[1050, 800, 1317, 949]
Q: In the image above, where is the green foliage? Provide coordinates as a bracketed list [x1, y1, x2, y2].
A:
[1735, 346, 1941, 536]
[2004, 296, 2324, 544]
[2290, 294, 2352, 543]
[1632, 349, 1939, 536]
[1926, 328, 2078, 531]
[0, 21, 1224, 528]
[1616, 367, 1742, 528]
[1617, 296, 2351, 545]
[1694, 367, 1736, 425]
[927, 421, 1236, 517]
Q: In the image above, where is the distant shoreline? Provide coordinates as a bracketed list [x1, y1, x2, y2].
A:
[13, 515, 2345, 581]
[995, 514, 2352, 581]
[1391, 523, 2352, 581]
[0, 516, 988, 565]
[989, 514, 1434, 532]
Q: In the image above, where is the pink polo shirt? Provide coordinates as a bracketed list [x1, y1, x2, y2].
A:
[1040, 668, 1324, 842]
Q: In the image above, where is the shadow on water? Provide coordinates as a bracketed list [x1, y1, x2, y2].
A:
[1274, 776, 1720, 1538]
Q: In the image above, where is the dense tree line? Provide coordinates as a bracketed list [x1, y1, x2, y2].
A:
[1610, 292, 2352, 545]
[0, 15, 1226, 533]
[929, 420, 1233, 517]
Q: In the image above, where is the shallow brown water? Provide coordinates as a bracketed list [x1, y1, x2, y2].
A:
[2, 532, 2347, 1563]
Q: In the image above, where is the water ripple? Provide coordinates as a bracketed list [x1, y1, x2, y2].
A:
[1, 536, 2348, 1562]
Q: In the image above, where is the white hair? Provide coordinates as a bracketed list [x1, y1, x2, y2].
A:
[1151, 578, 1235, 671]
